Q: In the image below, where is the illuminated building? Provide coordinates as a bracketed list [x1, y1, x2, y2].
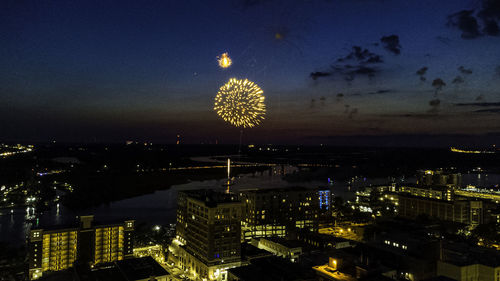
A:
[29, 216, 134, 280]
[133, 244, 165, 264]
[450, 146, 495, 154]
[255, 238, 302, 262]
[397, 194, 484, 225]
[318, 189, 330, 210]
[29, 227, 78, 280]
[175, 191, 188, 244]
[416, 169, 461, 188]
[239, 187, 320, 241]
[399, 185, 454, 201]
[173, 190, 243, 281]
[0, 143, 34, 158]
[313, 257, 357, 281]
[397, 170, 489, 226]
[296, 231, 351, 250]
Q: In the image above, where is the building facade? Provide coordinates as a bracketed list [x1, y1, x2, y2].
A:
[417, 169, 461, 187]
[172, 190, 243, 281]
[29, 216, 134, 280]
[397, 194, 484, 225]
[239, 187, 321, 241]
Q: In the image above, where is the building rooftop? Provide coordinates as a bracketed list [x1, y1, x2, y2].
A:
[32, 216, 132, 232]
[75, 257, 168, 281]
[181, 189, 240, 207]
[400, 184, 452, 191]
[116, 256, 169, 280]
[241, 243, 273, 260]
[263, 237, 304, 249]
[228, 256, 316, 281]
[441, 241, 500, 267]
[299, 230, 351, 243]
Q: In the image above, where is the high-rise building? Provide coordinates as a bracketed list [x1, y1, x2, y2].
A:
[172, 189, 243, 281]
[239, 187, 320, 241]
[29, 216, 134, 280]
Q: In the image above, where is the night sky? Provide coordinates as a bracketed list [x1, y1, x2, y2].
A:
[2, 0, 500, 146]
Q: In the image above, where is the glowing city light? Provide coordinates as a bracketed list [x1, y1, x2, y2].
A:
[214, 78, 266, 128]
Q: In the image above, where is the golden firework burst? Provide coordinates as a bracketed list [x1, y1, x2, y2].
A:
[214, 78, 266, 128]
[217, 52, 232, 68]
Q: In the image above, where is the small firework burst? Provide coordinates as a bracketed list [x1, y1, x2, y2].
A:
[217, 52, 232, 68]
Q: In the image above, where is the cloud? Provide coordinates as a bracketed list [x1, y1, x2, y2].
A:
[495, 66, 500, 77]
[447, 2, 500, 39]
[416, 67, 428, 81]
[476, 94, 485, 101]
[429, 99, 441, 107]
[336, 93, 344, 102]
[455, 102, 500, 107]
[311, 64, 380, 83]
[377, 89, 392, 94]
[428, 99, 441, 113]
[447, 10, 481, 39]
[452, 76, 465, 84]
[478, 0, 500, 19]
[352, 66, 377, 76]
[380, 35, 401, 55]
[310, 46, 384, 83]
[478, 0, 500, 35]
[431, 78, 446, 95]
[366, 89, 393, 95]
[379, 113, 443, 119]
[416, 67, 428, 76]
[310, 72, 332, 80]
[474, 108, 500, 113]
[337, 46, 383, 64]
[458, 66, 473, 75]
[483, 20, 500, 35]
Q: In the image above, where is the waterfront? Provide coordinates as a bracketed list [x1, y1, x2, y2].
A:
[2, 165, 499, 244]
[1, 165, 324, 243]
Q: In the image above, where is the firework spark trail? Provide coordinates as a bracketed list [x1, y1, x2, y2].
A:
[214, 78, 266, 128]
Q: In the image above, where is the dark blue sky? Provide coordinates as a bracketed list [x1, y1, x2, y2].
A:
[1, 0, 500, 145]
